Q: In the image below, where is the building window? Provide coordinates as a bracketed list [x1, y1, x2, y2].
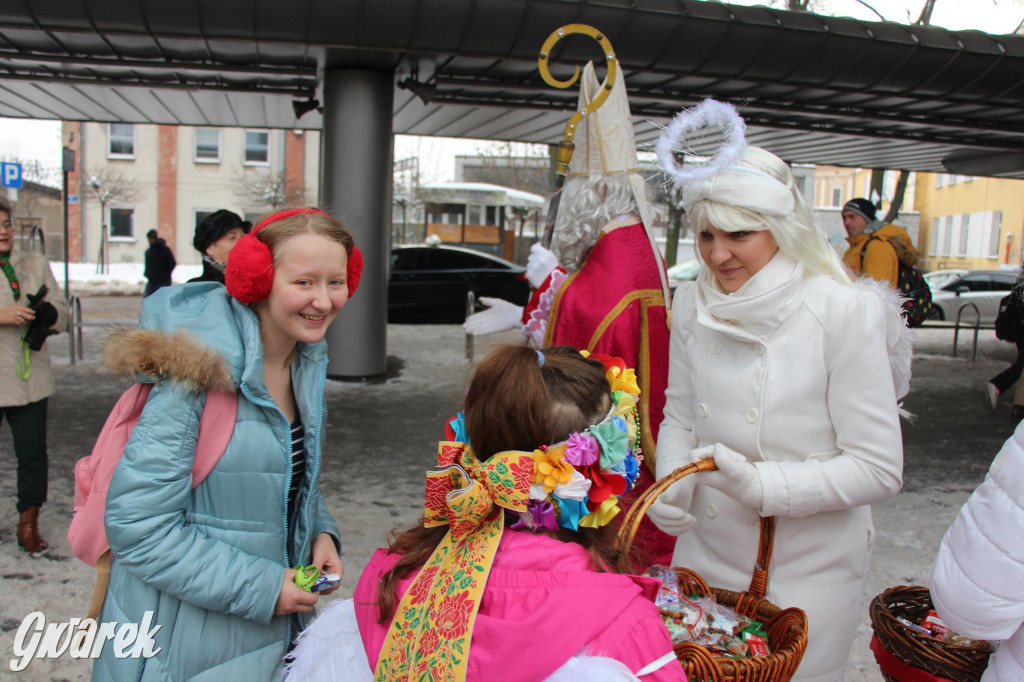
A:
[930, 218, 940, 254]
[988, 211, 1003, 259]
[195, 209, 215, 232]
[831, 188, 841, 207]
[941, 216, 953, 256]
[108, 123, 135, 158]
[244, 130, 269, 164]
[195, 128, 220, 163]
[108, 207, 135, 240]
[957, 215, 970, 257]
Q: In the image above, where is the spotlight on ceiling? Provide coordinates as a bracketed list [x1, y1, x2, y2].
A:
[397, 78, 436, 105]
[292, 97, 321, 120]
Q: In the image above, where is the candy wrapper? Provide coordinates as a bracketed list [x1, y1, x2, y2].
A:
[918, 610, 995, 652]
[658, 590, 771, 658]
[920, 610, 950, 638]
[645, 565, 682, 610]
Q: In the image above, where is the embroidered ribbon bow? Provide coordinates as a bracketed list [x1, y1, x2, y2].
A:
[375, 442, 533, 682]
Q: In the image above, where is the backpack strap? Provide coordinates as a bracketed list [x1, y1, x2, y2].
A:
[77, 385, 237, 622]
[86, 550, 111, 620]
[192, 390, 238, 485]
[858, 234, 884, 272]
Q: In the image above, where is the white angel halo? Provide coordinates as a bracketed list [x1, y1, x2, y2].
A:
[655, 99, 748, 189]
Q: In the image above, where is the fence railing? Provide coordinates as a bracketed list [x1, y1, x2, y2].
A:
[464, 290, 475, 363]
[952, 302, 980, 362]
[67, 294, 84, 364]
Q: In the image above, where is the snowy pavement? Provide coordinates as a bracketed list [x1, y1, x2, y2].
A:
[1, 295, 1017, 681]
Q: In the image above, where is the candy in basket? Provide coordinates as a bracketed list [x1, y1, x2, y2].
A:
[620, 458, 809, 682]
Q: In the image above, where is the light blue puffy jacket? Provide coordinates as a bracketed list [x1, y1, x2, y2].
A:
[92, 283, 341, 681]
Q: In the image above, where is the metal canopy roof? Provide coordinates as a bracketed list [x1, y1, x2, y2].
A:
[2, 0, 1024, 176]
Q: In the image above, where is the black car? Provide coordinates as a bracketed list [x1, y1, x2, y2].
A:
[389, 244, 531, 323]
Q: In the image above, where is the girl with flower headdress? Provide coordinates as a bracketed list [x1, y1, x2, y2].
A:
[648, 101, 911, 682]
[286, 345, 686, 682]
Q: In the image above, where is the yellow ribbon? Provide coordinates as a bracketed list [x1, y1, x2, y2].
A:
[579, 496, 621, 529]
[375, 443, 533, 681]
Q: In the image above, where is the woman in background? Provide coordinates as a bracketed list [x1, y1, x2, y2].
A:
[0, 195, 66, 554]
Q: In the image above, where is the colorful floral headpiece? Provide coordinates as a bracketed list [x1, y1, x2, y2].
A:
[441, 351, 642, 532]
[376, 352, 643, 680]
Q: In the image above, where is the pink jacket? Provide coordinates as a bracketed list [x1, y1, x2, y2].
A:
[355, 530, 686, 681]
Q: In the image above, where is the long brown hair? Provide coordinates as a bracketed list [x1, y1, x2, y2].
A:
[375, 344, 630, 622]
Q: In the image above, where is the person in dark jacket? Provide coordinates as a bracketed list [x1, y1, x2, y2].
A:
[189, 209, 252, 284]
[143, 229, 176, 297]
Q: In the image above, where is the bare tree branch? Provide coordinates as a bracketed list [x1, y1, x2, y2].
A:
[849, 0, 887, 21]
[84, 166, 142, 206]
[470, 141, 552, 196]
[232, 168, 304, 214]
[881, 171, 911, 224]
[915, 0, 939, 25]
[83, 167, 144, 273]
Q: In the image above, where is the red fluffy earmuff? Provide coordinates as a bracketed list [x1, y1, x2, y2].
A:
[225, 208, 363, 304]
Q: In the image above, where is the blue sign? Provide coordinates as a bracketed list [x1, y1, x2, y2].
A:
[1, 162, 23, 189]
[68, 194, 79, 204]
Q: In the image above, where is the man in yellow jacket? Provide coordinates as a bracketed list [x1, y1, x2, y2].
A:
[841, 198, 919, 287]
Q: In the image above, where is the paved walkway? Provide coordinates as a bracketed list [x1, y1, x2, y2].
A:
[1, 296, 1017, 680]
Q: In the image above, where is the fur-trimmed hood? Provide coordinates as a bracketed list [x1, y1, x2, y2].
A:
[103, 327, 235, 391]
[101, 282, 327, 395]
[847, 223, 920, 268]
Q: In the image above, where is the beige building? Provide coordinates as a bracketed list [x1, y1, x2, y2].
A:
[66, 122, 321, 265]
[914, 173, 1024, 272]
[4, 180, 64, 261]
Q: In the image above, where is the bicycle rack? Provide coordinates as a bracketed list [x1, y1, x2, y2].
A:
[952, 302, 980, 362]
[67, 294, 84, 365]
[464, 290, 476, 363]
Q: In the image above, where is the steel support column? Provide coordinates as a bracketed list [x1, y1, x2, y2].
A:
[321, 69, 394, 379]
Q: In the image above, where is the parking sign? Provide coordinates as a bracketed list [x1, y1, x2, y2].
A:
[1, 162, 23, 189]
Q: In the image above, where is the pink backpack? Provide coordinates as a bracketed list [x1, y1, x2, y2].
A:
[68, 383, 238, 567]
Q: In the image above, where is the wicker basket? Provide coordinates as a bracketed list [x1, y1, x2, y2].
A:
[869, 585, 993, 682]
[620, 459, 809, 682]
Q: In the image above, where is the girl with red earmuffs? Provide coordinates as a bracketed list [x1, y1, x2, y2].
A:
[94, 209, 362, 681]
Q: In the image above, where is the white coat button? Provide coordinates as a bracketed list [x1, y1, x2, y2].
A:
[706, 504, 718, 518]
[710, 341, 722, 355]
[753, 345, 764, 356]
[697, 403, 708, 417]
[745, 408, 759, 423]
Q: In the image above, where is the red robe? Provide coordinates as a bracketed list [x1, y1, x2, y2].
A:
[538, 223, 675, 567]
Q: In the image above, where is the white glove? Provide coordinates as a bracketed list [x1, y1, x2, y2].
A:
[645, 483, 697, 536]
[645, 445, 697, 536]
[690, 444, 763, 510]
[526, 243, 558, 289]
[462, 297, 524, 335]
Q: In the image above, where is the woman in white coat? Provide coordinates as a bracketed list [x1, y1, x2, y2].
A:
[649, 107, 911, 682]
[929, 423, 1024, 681]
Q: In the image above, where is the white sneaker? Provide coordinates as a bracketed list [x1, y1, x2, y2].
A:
[987, 382, 1000, 410]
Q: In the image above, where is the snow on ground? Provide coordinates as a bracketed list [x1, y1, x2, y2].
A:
[49, 261, 203, 296]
